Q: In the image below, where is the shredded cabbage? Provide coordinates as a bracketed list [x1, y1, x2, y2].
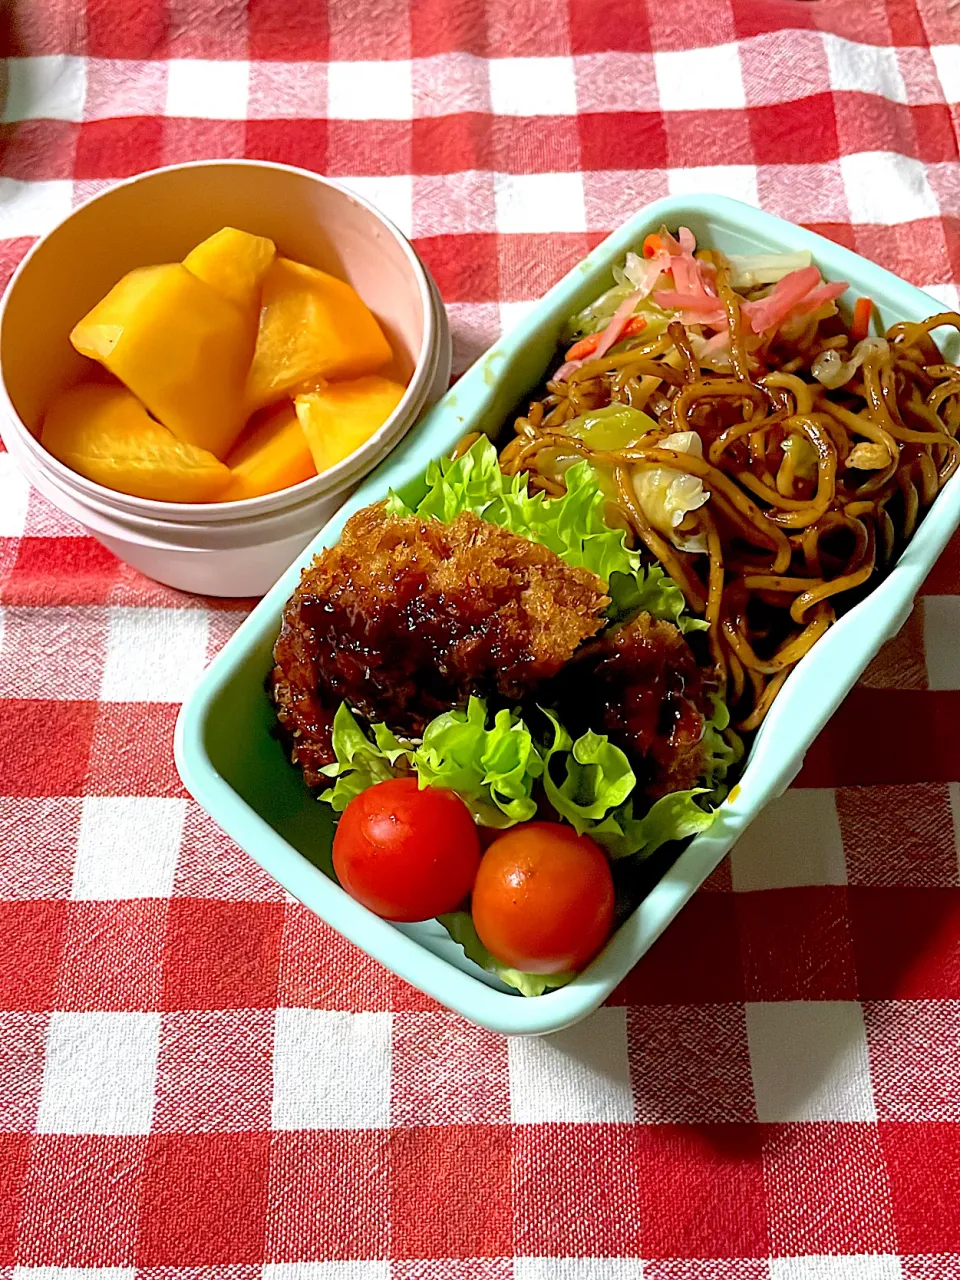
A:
[570, 243, 835, 349]
[688, 330, 733, 371]
[781, 431, 818, 481]
[563, 286, 672, 344]
[564, 282, 635, 341]
[727, 251, 812, 289]
[632, 431, 710, 553]
[846, 441, 892, 470]
[563, 403, 658, 451]
[621, 250, 655, 290]
[743, 268, 847, 336]
[811, 337, 889, 389]
[621, 249, 677, 300]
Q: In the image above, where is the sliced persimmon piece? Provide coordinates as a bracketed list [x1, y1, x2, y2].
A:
[41, 383, 231, 503]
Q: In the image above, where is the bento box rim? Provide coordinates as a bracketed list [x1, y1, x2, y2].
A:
[175, 193, 960, 1036]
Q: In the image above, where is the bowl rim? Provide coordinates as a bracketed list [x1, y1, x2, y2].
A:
[175, 192, 960, 1035]
[0, 157, 438, 522]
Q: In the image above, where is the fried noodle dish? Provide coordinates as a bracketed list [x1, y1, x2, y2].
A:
[272, 225, 960, 994]
[492, 227, 960, 730]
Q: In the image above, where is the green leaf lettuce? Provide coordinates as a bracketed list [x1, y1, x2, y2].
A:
[414, 697, 543, 827]
[318, 703, 414, 813]
[320, 698, 543, 829]
[438, 910, 574, 997]
[587, 789, 715, 861]
[321, 697, 722, 863]
[540, 709, 636, 833]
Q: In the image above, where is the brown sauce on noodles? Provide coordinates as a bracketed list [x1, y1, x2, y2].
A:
[457, 256, 960, 732]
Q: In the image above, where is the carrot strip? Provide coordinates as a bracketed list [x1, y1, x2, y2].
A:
[565, 314, 646, 362]
[565, 332, 602, 362]
[642, 233, 663, 259]
[851, 296, 873, 343]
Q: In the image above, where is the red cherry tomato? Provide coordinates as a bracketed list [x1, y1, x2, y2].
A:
[471, 821, 615, 974]
[333, 777, 481, 922]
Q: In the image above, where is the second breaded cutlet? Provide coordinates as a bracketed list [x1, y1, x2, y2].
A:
[545, 610, 712, 797]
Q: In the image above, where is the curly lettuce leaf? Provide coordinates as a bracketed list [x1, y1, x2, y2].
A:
[701, 692, 744, 801]
[319, 697, 543, 828]
[637, 788, 716, 853]
[320, 690, 727, 859]
[439, 910, 574, 997]
[387, 435, 694, 629]
[387, 437, 635, 585]
[585, 692, 738, 859]
[539, 703, 720, 859]
[414, 696, 542, 827]
[590, 788, 716, 860]
[541, 709, 636, 834]
[610, 561, 708, 633]
[318, 704, 413, 813]
[387, 433, 528, 525]
[319, 696, 643, 844]
[583, 802, 647, 860]
[501, 459, 641, 591]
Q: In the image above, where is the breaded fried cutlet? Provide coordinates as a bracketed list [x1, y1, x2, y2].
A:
[547, 610, 711, 796]
[272, 504, 610, 783]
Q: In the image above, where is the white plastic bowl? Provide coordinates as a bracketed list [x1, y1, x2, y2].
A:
[0, 160, 451, 596]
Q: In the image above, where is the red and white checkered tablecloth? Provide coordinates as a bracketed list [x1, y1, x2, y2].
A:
[3, 0, 960, 1274]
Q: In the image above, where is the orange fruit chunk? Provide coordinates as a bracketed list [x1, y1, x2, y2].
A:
[221, 401, 317, 501]
[183, 226, 276, 309]
[70, 263, 253, 460]
[246, 258, 392, 413]
[41, 383, 231, 503]
[294, 375, 406, 474]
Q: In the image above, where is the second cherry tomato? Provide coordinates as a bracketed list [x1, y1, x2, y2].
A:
[471, 821, 615, 974]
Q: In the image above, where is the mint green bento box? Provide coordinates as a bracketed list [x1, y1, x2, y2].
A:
[175, 194, 960, 1036]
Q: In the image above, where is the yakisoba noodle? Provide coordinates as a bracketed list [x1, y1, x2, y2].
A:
[461, 240, 960, 732]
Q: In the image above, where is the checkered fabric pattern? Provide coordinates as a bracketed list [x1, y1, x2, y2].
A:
[2, 0, 960, 1274]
